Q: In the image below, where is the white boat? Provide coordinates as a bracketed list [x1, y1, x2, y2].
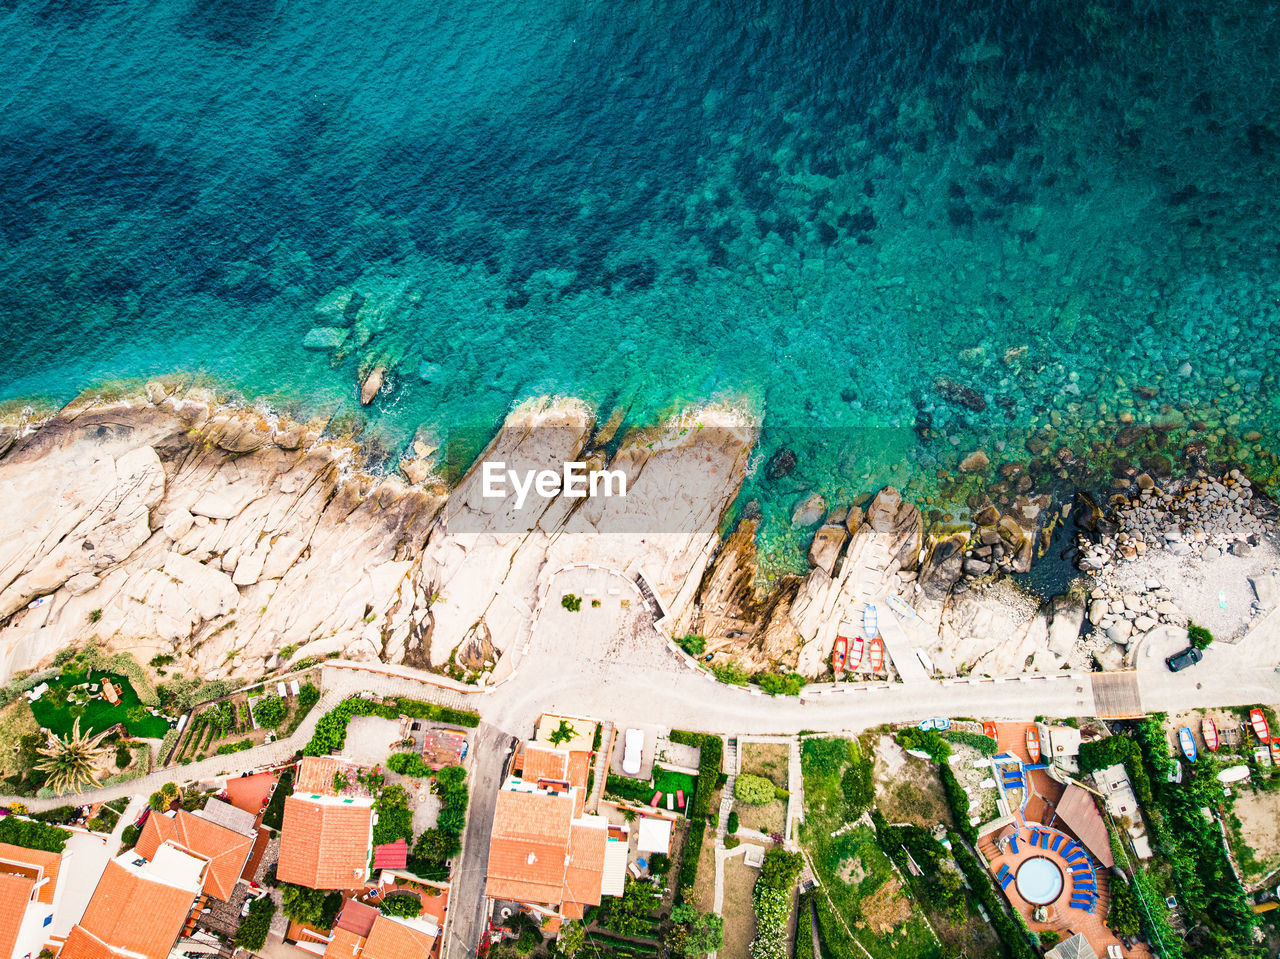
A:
[863, 603, 878, 639]
[1217, 765, 1251, 784]
[885, 594, 916, 619]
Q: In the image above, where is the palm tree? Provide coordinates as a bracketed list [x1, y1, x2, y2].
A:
[35, 719, 112, 794]
[548, 720, 576, 747]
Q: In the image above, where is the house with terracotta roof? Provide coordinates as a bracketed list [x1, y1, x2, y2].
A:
[278, 756, 376, 890]
[325, 898, 441, 959]
[486, 726, 624, 923]
[135, 805, 255, 901]
[59, 846, 205, 959]
[0, 842, 61, 959]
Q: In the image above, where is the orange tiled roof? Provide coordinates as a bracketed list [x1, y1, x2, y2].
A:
[136, 809, 254, 901]
[295, 756, 348, 795]
[335, 898, 380, 937]
[519, 744, 570, 784]
[486, 786, 606, 912]
[566, 752, 591, 792]
[0, 841, 61, 905]
[0, 873, 36, 959]
[64, 860, 196, 959]
[362, 915, 438, 959]
[326, 927, 368, 958]
[563, 820, 607, 911]
[59, 925, 117, 959]
[277, 795, 373, 889]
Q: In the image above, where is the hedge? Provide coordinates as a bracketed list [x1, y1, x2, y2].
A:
[677, 820, 706, 895]
[262, 769, 294, 830]
[304, 696, 479, 756]
[951, 836, 1036, 959]
[939, 764, 976, 842]
[0, 817, 71, 853]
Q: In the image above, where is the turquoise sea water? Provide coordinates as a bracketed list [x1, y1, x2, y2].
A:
[1, 0, 1278, 569]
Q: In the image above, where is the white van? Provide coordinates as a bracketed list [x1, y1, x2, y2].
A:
[622, 728, 644, 775]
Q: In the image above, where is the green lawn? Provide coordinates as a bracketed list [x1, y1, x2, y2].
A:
[29, 669, 173, 739]
[653, 768, 696, 808]
[800, 737, 941, 959]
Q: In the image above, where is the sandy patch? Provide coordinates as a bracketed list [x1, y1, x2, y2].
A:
[837, 856, 867, 886]
[741, 742, 789, 788]
[860, 876, 911, 935]
[719, 855, 761, 959]
[1232, 790, 1280, 883]
[874, 735, 950, 826]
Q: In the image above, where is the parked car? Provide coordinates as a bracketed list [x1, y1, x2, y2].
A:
[1166, 646, 1202, 672]
[622, 728, 644, 775]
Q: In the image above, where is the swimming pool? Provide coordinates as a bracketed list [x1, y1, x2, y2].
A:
[1016, 856, 1064, 905]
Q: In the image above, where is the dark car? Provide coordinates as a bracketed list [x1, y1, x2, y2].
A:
[1166, 646, 1203, 672]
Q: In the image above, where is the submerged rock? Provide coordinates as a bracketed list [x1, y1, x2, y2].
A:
[303, 326, 350, 351]
[791, 493, 826, 527]
[765, 447, 798, 481]
[360, 366, 386, 405]
[932, 377, 987, 413]
[959, 450, 991, 473]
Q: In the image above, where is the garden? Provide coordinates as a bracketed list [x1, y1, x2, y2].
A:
[799, 736, 942, 959]
[169, 681, 320, 764]
[28, 667, 173, 739]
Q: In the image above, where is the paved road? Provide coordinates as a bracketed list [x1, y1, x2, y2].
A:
[444, 723, 515, 959]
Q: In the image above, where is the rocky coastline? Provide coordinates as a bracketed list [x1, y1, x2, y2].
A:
[0, 381, 1275, 695]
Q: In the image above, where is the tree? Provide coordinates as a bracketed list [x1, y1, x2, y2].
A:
[254, 695, 288, 728]
[388, 752, 432, 776]
[413, 828, 461, 863]
[161, 781, 180, 801]
[35, 718, 112, 794]
[561, 594, 582, 612]
[556, 920, 585, 959]
[600, 877, 660, 936]
[734, 773, 776, 806]
[373, 784, 414, 845]
[1108, 880, 1141, 937]
[676, 634, 706, 657]
[280, 884, 342, 931]
[670, 903, 723, 957]
[236, 896, 276, 950]
[547, 720, 576, 747]
[379, 893, 423, 918]
[149, 791, 168, 812]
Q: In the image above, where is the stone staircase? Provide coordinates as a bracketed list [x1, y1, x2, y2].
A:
[785, 737, 804, 845]
[716, 737, 739, 844]
[587, 721, 615, 812]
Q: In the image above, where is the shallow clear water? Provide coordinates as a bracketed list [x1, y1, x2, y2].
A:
[1, 0, 1278, 570]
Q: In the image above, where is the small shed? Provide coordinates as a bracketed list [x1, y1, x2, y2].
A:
[636, 817, 673, 855]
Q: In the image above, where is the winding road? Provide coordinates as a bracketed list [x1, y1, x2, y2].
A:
[7, 564, 1280, 959]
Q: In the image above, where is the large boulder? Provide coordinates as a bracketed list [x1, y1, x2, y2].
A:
[808, 524, 847, 576]
[918, 532, 968, 602]
[791, 493, 826, 527]
[865, 487, 922, 571]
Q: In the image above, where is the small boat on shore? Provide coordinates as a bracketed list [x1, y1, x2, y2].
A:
[1178, 727, 1198, 763]
[1270, 742, 1280, 766]
[1203, 718, 1219, 753]
[850, 635, 865, 672]
[1025, 727, 1041, 763]
[885, 594, 916, 619]
[863, 603, 879, 639]
[868, 636, 885, 673]
[983, 721, 998, 741]
[1252, 709, 1271, 743]
[832, 636, 848, 679]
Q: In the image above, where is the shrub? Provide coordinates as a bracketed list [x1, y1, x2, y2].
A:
[1108, 880, 1141, 938]
[710, 661, 749, 686]
[1188, 621, 1213, 650]
[215, 738, 252, 755]
[750, 850, 802, 959]
[724, 835, 740, 850]
[262, 770, 294, 830]
[940, 729, 999, 755]
[676, 634, 706, 657]
[373, 785, 414, 846]
[561, 594, 582, 612]
[298, 681, 320, 711]
[387, 752, 433, 777]
[254, 695, 287, 728]
[379, 893, 423, 918]
[734, 774, 776, 806]
[727, 811, 739, 834]
[0, 817, 70, 853]
[894, 727, 951, 763]
[236, 896, 276, 950]
[756, 672, 805, 696]
[281, 883, 343, 931]
[114, 744, 133, 769]
[678, 820, 706, 894]
[120, 823, 141, 849]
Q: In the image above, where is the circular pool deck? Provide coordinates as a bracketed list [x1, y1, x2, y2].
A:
[1016, 856, 1065, 905]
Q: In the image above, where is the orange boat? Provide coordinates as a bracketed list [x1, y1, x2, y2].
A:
[849, 635, 865, 672]
[1271, 742, 1280, 765]
[868, 637, 885, 673]
[1025, 727, 1042, 763]
[832, 636, 848, 679]
[1252, 709, 1271, 744]
[983, 721, 997, 740]
[1202, 718, 1219, 753]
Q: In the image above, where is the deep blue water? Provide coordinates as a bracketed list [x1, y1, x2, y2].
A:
[1, 0, 1278, 569]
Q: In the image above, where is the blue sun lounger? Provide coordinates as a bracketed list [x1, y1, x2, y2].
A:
[1039, 832, 1051, 849]
[1074, 880, 1096, 892]
[1070, 897, 1095, 913]
[1061, 841, 1080, 858]
[1049, 834, 1064, 852]
[1008, 834, 1020, 854]
[1000, 872, 1014, 889]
